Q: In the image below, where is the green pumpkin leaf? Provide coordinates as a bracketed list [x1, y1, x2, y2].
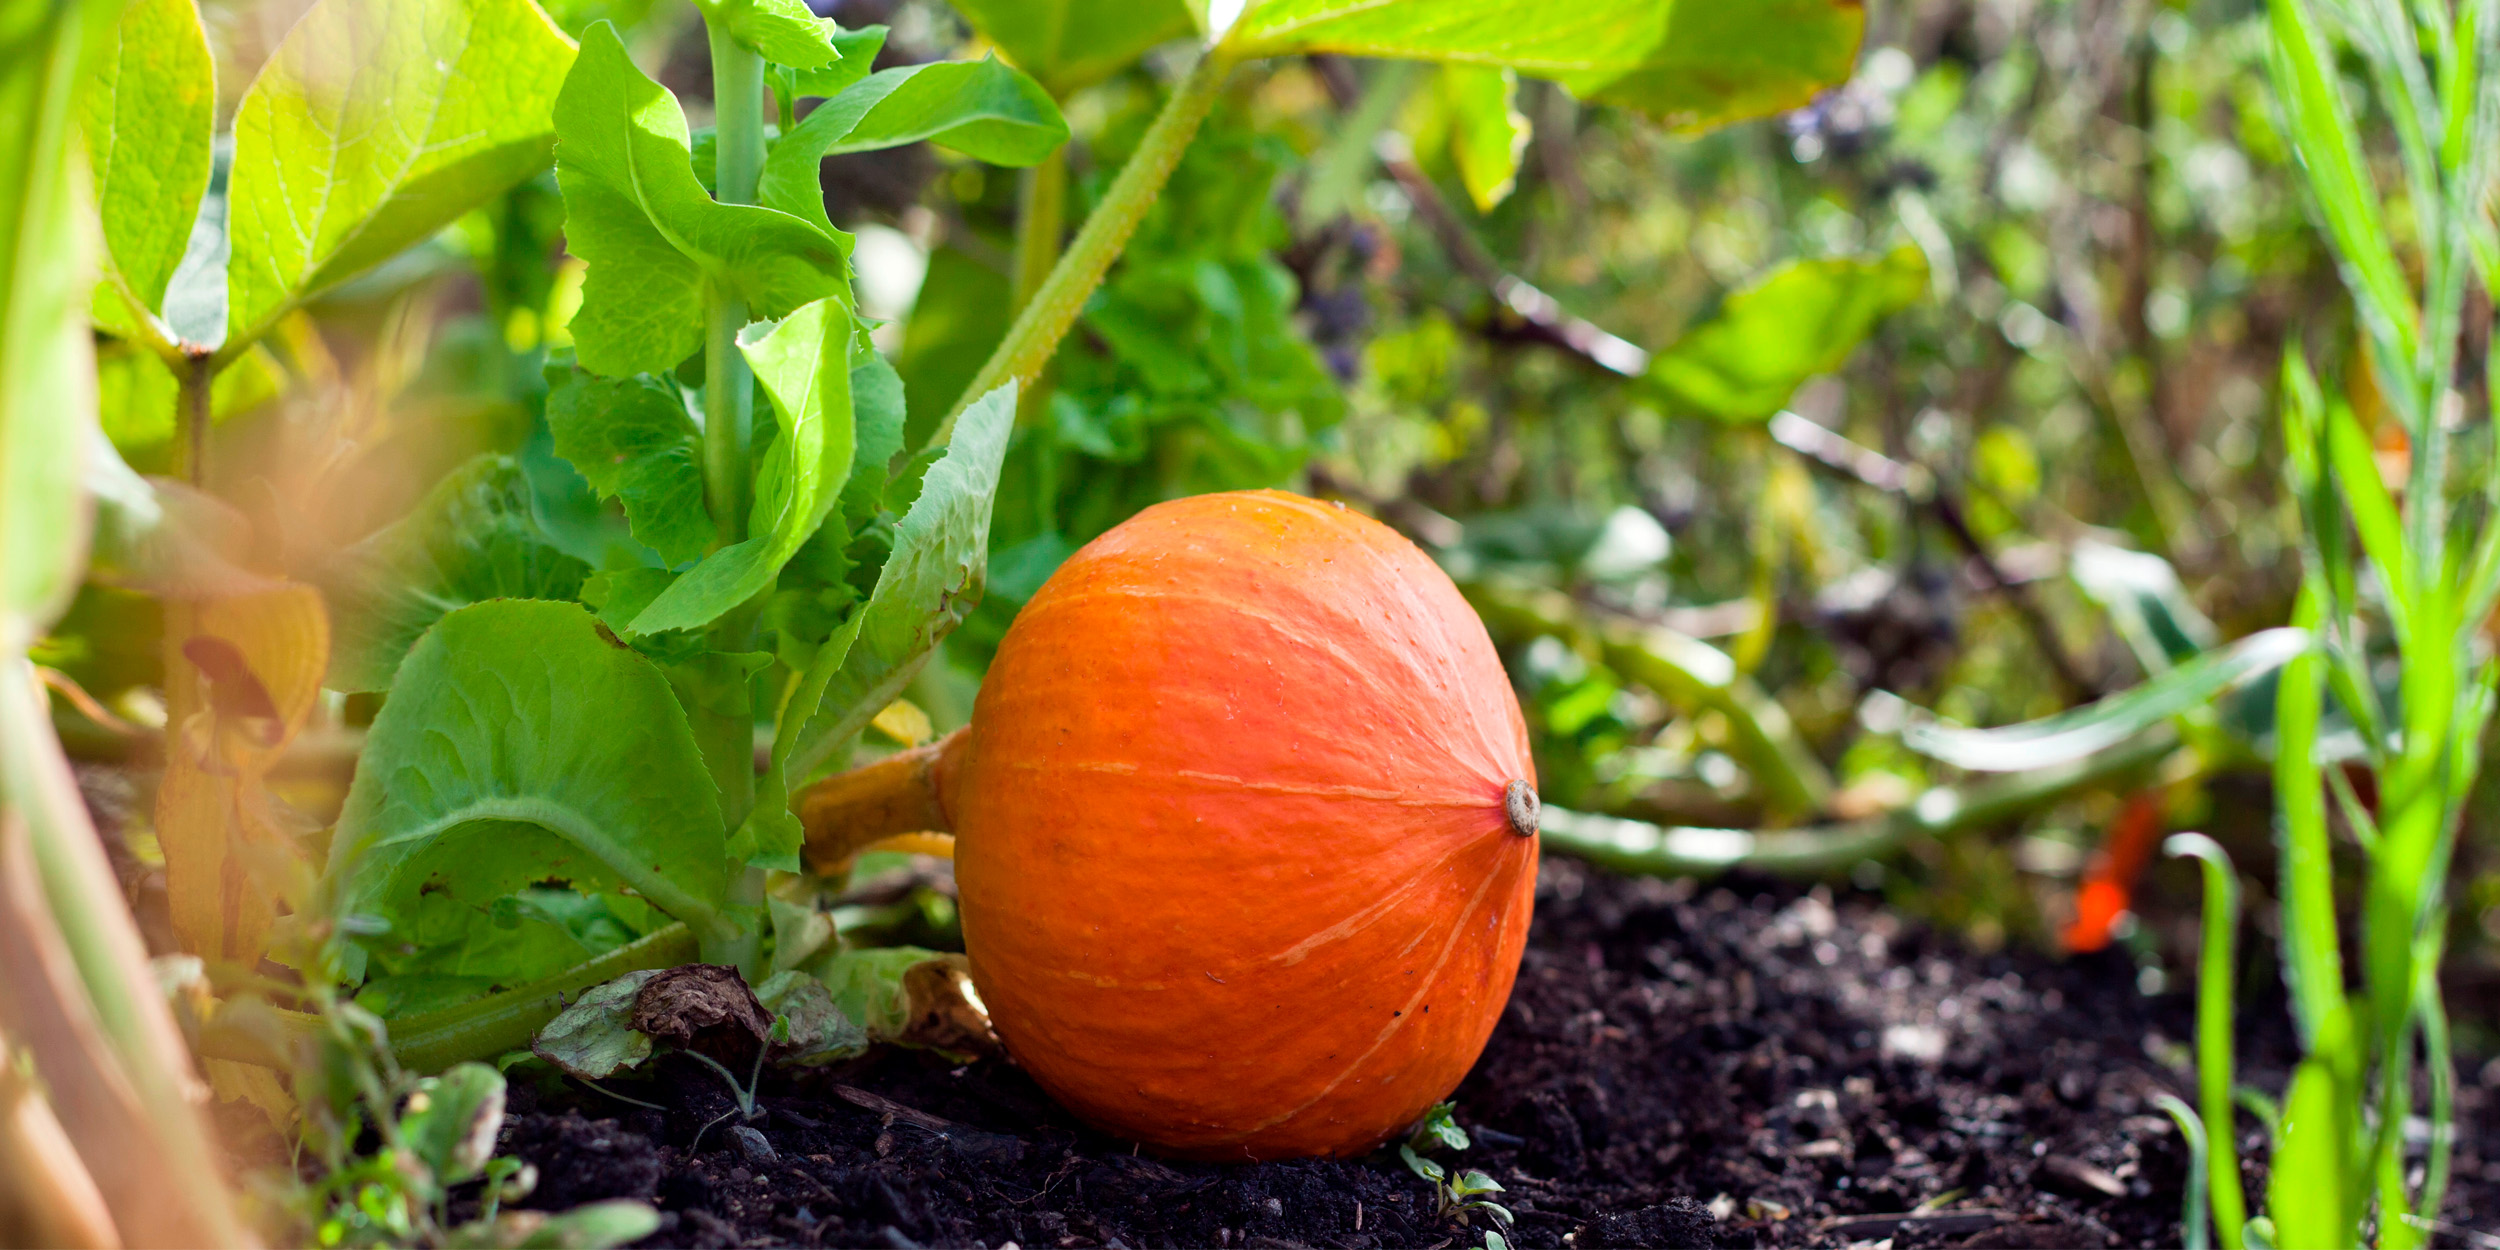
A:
[545, 369, 712, 568]
[842, 350, 907, 531]
[1441, 63, 1526, 213]
[531, 969, 661, 1079]
[555, 21, 852, 378]
[1647, 246, 1928, 422]
[703, 0, 841, 69]
[1226, 0, 1860, 132]
[1550, 0, 1866, 131]
[224, 0, 575, 350]
[759, 58, 1067, 237]
[1904, 628, 2312, 772]
[324, 599, 734, 984]
[948, 0, 1196, 94]
[317, 455, 591, 694]
[800, 945, 945, 1041]
[79, 0, 215, 319]
[782, 25, 886, 99]
[1226, 0, 1664, 71]
[782, 381, 1015, 780]
[629, 296, 858, 634]
[753, 969, 869, 1063]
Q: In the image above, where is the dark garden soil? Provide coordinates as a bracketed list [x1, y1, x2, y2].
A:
[491, 858, 2500, 1249]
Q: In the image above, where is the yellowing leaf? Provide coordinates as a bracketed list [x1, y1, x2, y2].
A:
[156, 584, 329, 968]
[870, 698, 933, 746]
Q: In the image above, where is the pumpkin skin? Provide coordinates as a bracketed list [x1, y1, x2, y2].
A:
[948, 489, 1538, 1161]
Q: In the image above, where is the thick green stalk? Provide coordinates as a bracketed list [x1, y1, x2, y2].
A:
[697, 19, 766, 944]
[1008, 147, 1068, 426]
[1541, 728, 2178, 877]
[931, 47, 1237, 447]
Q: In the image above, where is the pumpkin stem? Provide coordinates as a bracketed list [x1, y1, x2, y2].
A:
[796, 728, 969, 875]
[1504, 779, 1540, 837]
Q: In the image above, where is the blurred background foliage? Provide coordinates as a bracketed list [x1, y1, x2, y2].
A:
[39, 0, 2497, 1049]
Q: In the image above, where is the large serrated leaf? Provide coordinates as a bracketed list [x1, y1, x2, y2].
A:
[546, 369, 711, 568]
[555, 21, 852, 378]
[784, 382, 1015, 780]
[1905, 628, 2312, 772]
[949, 0, 1196, 95]
[79, 0, 215, 319]
[1551, 0, 1866, 131]
[316, 455, 590, 694]
[629, 296, 858, 635]
[224, 0, 576, 350]
[1227, 0, 1861, 132]
[324, 600, 734, 982]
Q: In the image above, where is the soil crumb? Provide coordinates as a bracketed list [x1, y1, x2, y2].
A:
[494, 860, 2498, 1247]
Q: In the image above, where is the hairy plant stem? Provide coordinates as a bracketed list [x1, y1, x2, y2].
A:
[1008, 146, 1068, 426]
[931, 47, 1237, 447]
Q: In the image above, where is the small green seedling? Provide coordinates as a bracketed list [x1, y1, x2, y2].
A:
[1397, 1102, 1516, 1233]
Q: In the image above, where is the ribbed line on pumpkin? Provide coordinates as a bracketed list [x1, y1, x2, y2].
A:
[1010, 584, 1517, 784]
[1215, 844, 1526, 1144]
[992, 757, 1504, 811]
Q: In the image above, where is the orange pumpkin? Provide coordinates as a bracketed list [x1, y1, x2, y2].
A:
[802, 489, 1538, 1160]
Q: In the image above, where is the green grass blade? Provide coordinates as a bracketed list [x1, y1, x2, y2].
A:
[2324, 401, 2413, 626]
[2274, 584, 2346, 1048]
[2167, 833, 2249, 1250]
[2267, 0, 2422, 368]
[2153, 1093, 2214, 1250]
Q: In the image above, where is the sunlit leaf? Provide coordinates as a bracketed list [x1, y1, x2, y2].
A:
[1647, 246, 1928, 421]
[1552, 0, 1867, 131]
[2265, 0, 2418, 370]
[950, 0, 1197, 95]
[555, 21, 851, 378]
[781, 25, 886, 100]
[78, 0, 215, 319]
[546, 368, 711, 568]
[156, 584, 328, 967]
[317, 455, 590, 694]
[225, 0, 576, 349]
[759, 58, 1067, 237]
[1228, 0, 1861, 131]
[1905, 628, 2311, 772]
[325, 600, 733, 984]
[0, 0, 102, 638]
[702, 0, 840, 69]
[1442, 64, 1527, 212]
[630, 296, 859, 634]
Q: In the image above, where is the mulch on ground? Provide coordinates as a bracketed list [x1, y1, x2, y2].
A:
[489, 858, 2500, 1248]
